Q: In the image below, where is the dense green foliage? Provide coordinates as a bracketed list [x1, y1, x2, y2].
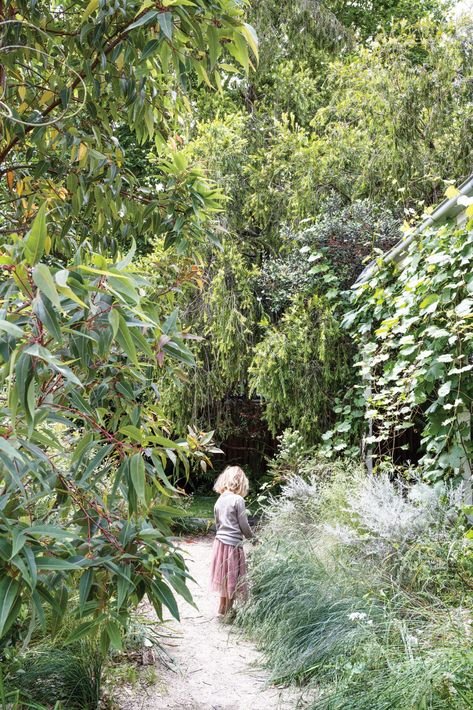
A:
[0, 1, 256, 253]
[0, 0, 254, 652]
[2, 0, 473, 704]
[249, 296, 350, 439]
[240, 465, 473, 708]
[322, 216, 473, 480]
[156, 0, 473, 461]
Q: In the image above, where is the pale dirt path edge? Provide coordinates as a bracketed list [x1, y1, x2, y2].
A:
[117, 537, 304, 710]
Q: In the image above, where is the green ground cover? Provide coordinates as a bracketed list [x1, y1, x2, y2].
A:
[178, 495, 258, 520]
[185, 496, 217, 520]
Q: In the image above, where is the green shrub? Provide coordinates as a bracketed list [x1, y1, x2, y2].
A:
[171, 495, 215, 536]
[249, 297, 352, 440]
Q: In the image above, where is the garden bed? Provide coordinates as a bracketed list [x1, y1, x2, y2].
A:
[238, 463, 473, 709]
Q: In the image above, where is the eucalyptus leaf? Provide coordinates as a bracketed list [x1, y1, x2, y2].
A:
[32, 264, 61, 310]
[24, 203, 47, 265]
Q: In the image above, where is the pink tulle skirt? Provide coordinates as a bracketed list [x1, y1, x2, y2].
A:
[210, 538, 248, 599]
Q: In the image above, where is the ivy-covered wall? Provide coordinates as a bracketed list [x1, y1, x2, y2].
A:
[324, 202, 473, 481]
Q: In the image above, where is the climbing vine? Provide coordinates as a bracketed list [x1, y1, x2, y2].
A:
[324, 215, 473, 480]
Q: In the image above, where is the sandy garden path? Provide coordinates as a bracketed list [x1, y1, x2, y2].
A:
[118, 537, 302, 710]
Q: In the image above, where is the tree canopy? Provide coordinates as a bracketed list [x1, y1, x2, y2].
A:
[152, 0, 472, 475]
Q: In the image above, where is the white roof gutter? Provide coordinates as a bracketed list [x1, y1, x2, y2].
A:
[355, 173, 473, 286]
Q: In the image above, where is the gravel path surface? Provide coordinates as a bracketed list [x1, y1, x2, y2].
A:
[118, 537, 303, 710]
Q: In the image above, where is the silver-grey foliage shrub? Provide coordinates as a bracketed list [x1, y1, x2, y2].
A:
[326, 474, 463, 554]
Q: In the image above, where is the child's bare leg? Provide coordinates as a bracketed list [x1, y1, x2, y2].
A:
[218, 597, 228, 615]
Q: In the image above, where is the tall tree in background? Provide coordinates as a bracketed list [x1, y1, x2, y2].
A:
[155, 0, 473, 475]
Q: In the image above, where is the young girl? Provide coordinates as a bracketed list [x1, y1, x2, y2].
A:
[210, 466, 253, 616]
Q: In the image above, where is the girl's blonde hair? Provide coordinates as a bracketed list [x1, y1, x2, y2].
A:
[213, 466, 249, 497]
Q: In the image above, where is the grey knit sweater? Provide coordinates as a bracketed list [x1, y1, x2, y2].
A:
[214, 492, 253, 546]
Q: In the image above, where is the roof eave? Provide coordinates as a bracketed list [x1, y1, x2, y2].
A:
[354, 172, 473, 286]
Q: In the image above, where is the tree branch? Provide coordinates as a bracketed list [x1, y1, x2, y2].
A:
[0, 9, 152, 166]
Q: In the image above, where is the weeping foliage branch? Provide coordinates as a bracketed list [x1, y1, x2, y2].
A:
[249, 295, 353, 440]
[157, 242, 262, 436]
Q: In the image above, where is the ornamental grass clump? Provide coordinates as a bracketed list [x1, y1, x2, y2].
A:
[239, 465, 473, 709]
[8, 643, 102, 710]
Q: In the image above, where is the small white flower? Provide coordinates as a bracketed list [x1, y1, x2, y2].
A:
[348, 612, 367, 621]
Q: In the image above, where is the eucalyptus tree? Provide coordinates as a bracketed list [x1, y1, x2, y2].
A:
[0, 0, 256, 648]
